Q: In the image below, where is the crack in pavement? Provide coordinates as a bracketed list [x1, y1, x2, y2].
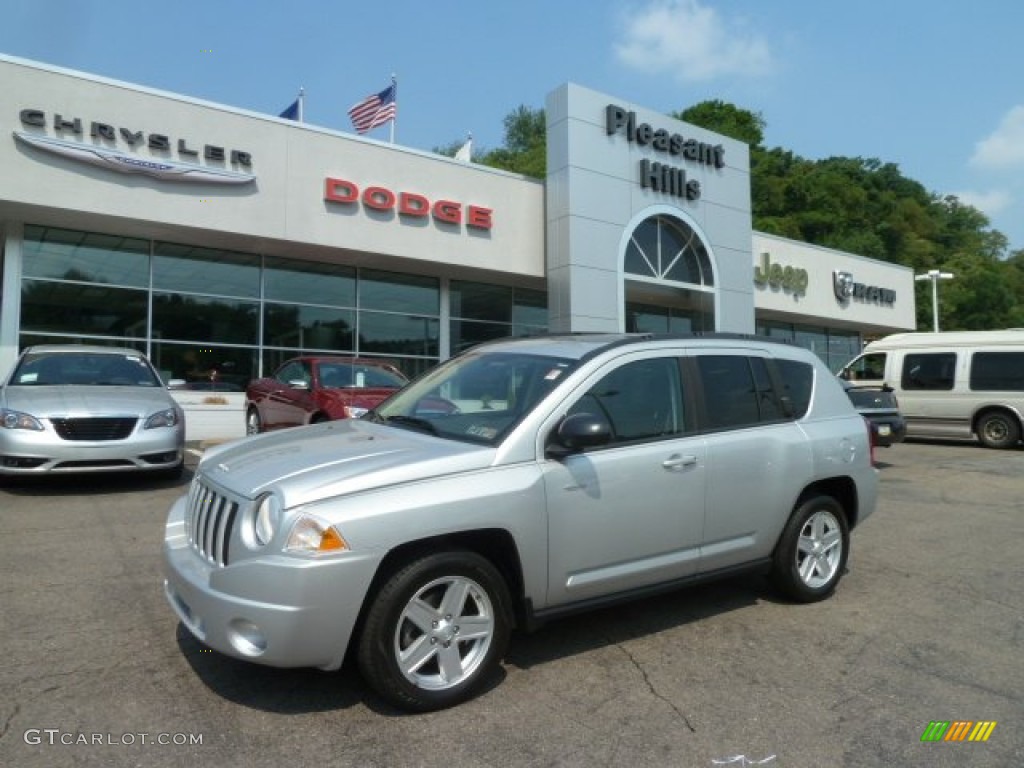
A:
[0, 703, 22, 741]
[616, 643, 696, 732]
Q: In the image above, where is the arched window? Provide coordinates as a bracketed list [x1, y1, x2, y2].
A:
[624, 215, 714, 287]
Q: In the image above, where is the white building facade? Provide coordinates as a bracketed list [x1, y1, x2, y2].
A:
[0, 56, 915, 438]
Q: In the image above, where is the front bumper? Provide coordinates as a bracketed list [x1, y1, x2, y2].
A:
[0, 425, 183, 475]
[162, 495, 381, 670]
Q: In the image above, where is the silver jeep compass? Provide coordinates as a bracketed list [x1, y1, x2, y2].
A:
[163, 334, 878, 711]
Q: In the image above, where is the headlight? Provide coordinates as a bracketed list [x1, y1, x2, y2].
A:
[284, 514, 349, 555]
[0, 409, 44, 431]
[252, 493, 283, 547]
[145, 408, 180, 429]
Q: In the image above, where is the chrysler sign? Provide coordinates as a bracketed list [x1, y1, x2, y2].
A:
[15, 108, 255, 185]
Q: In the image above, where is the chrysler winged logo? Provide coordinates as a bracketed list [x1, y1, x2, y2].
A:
[14, 132, 256, 185]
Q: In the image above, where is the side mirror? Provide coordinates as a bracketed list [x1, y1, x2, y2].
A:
[547, 412, 611, 458]
[167, 378, 187, 390]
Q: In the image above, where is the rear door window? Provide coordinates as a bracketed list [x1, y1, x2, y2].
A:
[695, 355, 762, 430]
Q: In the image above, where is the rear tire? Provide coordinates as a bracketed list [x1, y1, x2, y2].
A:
[771, 496, 849, 603]
[976, 411, 1020, 450]
[357, 551, 512, 712]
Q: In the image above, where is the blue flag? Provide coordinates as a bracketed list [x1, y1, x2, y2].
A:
[279, 98, 300, 121]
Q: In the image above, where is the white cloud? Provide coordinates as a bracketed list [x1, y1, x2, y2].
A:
[954, 188, 1013, 217]
[970, 105, 1024, 170]
[614, 0, 773, 82]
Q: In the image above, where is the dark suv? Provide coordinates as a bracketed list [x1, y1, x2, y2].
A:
[842, 382, 906, 447]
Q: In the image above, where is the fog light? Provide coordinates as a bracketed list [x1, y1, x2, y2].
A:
[227, 619, 267, 656]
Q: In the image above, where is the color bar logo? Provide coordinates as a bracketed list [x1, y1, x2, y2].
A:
[921, 721, 997, 742]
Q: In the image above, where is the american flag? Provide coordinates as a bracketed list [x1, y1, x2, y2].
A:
[348, 83, 397, 135]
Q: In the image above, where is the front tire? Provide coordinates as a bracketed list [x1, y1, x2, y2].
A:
[771, 496, 849, 603]
[357, 551, 512, 712]
[976, 411, 1020, 450]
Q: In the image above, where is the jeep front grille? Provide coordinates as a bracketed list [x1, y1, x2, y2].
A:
[186, 479, 240, 567]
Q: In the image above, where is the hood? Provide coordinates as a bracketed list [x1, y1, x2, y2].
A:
[200, 418, 495, 508]
[2, 385, 180, 418]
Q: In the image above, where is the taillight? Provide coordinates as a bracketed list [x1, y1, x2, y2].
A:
[864, 417, 877, 466]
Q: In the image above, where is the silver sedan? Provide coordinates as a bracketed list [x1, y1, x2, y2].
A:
[0, 345, 185, 478]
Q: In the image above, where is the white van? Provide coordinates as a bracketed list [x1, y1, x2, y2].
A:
[838, 330, 1024, 449]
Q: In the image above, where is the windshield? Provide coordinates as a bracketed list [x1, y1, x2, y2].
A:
[372, 350, 578, 445]
[318, 362, 407, 389]
[9, 351, 162, 387]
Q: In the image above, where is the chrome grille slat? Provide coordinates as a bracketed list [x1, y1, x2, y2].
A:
[185, 478, 241, 567]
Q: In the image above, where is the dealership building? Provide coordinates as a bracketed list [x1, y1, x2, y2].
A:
[0, 55, 916, 439]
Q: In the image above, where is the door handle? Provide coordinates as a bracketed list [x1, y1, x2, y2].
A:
[662, 454, 697, 470]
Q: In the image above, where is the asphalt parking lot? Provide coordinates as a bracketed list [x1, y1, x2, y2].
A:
[1, 439, 1021, 768]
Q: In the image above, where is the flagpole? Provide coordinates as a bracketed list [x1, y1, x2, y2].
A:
[389, 74, 396, 144]
[298, 87, 305, 123]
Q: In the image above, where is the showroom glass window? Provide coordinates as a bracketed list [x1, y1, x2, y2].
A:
[151, 242, 261, 388]
[357, 270, 440, 377]
[449, 281, 548, 354]
[20, 226, 149, 344]
[756, 320, 862, 373]
[261, 257, 357, 372]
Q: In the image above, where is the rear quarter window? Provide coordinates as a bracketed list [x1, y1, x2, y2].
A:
[970, 351, 1024, 391]
[773, 359, 814, 419]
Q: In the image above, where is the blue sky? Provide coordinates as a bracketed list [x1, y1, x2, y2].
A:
[3, 0, 1023, 252]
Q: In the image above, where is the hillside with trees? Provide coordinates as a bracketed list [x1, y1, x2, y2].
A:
[447, 102, 1024, 331]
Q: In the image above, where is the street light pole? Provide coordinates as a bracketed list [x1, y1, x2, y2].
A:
[914, 269, 955, 332]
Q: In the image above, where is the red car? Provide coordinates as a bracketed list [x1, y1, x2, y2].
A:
[245, 356, 408, 434]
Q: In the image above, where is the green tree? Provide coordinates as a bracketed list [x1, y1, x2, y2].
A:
[674, 100, 765, 147]
[478, 106, 547, 179]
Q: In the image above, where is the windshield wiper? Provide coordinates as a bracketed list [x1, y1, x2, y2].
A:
[383, 414, 439, 436]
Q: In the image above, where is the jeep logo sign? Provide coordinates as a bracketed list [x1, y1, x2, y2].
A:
[754, 252, 808, 297]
